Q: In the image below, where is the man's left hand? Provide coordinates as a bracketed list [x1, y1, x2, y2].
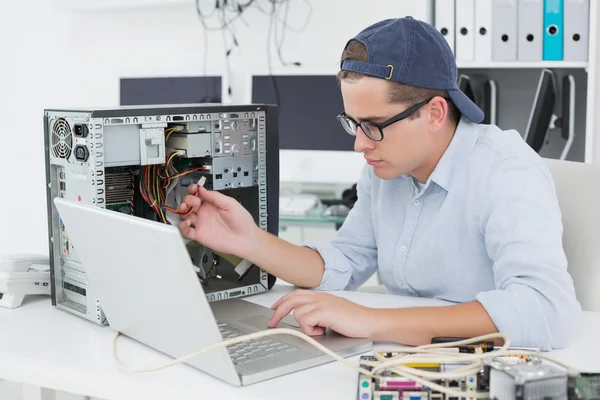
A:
[268, 289, 376, 338]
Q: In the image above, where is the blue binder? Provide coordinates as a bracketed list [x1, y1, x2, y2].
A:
[543, 0, 564, 60]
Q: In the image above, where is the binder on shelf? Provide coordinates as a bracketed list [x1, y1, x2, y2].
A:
[456, 0, 475, 61]
[518, 0, 543, 60]
[475, 0, 492, 61]
[564, 0, 589, 61]
[492, 0, 518, 61]
[435, 0, 456, 55]
[543, 0, 564, 60]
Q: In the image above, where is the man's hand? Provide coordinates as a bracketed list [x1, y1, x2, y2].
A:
[176, 184, 261, 259]
[269, 289, 376, 338]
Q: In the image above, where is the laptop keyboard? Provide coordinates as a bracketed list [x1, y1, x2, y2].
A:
[217, 321, 298, 365]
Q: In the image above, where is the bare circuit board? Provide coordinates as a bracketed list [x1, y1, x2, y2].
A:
[576, 373, 600, 400]
[357, 352, 596, 400]
[44, 104, 279, 324]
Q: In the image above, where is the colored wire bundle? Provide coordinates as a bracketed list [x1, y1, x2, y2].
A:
[138, 128, 207, 224]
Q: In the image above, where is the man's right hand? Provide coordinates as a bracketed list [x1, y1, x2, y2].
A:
[176, 184, 260, 259]
[177, 183, 326, 289]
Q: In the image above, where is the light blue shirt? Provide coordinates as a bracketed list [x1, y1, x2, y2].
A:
[306, 117, 580, 350]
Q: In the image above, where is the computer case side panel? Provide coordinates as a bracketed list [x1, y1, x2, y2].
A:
[44, 114, 57, 306]
[265, 104, 279, 290]
[44, 110, 106, 324]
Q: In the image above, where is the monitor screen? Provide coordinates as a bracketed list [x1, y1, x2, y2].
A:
[120, 76, 222, 106]
[251, 75, 355, 151]
[458, 74, 476, 103]
[524, 69, 556, 153]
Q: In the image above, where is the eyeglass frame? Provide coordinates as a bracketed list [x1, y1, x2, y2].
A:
[337, 97, 446, 142]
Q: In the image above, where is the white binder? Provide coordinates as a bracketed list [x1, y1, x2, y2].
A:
[475, 0, 493, 61]
[564, 0, 589, 60]
[518, 0, 543, 60]
[492, 0, 518, 61]
[456, 0, 476, 61]
[435, 0, 456, 55]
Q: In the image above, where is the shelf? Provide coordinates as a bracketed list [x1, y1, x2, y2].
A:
[457, 61, 588, 69]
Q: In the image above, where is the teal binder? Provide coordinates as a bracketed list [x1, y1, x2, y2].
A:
[543, 0, 564, 60]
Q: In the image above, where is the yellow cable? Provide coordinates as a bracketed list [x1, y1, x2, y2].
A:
[165, 127, 177, 142]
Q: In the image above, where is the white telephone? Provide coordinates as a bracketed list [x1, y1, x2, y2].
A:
[0, 254, 51, 308]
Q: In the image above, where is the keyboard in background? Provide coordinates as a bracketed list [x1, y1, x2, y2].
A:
[279, 194, 320, 215]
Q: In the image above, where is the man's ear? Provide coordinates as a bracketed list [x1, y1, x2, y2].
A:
[427, 96, 448, 132]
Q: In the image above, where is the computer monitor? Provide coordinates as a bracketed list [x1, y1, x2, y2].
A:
[482, 79, 497, 125]
[557, 75, 575, 160]
[524, 69, 557, 153]
[120, 76, 224, 106]
[457, 74, 497, 125]
[458, 74, 476, 103]
[523, 69, 574, 160]
[247, 71, 364, 185]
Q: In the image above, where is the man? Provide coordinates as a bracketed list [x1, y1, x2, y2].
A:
[177, 17, 580, 350]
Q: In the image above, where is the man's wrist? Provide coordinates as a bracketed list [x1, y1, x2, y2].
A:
[365, 307, 389, 340]
[242, 226, 270, 263]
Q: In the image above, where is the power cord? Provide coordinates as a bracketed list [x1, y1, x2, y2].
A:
[111, 330, 578, 398]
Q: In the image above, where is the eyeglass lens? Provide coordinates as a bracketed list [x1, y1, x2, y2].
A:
[339, 117, 381, 141]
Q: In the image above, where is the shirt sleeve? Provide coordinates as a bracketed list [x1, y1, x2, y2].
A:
[475, 156, 581, 350]
[302, 165, 379, 291]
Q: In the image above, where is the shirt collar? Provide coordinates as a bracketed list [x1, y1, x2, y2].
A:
[427, 116, 479, 192]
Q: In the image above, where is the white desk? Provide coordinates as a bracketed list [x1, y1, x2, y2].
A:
[1, 285, 599, 400]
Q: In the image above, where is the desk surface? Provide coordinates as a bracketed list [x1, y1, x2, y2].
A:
[1, 286, 599, 400]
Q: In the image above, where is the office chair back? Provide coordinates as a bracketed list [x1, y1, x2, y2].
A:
[545, 158, 600, 312]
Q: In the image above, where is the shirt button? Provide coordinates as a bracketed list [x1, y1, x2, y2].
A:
[413, 200, 420, 206]
[400, 246, 407, 252]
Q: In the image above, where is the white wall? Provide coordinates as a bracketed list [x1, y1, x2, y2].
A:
[0, 0, 431, 255]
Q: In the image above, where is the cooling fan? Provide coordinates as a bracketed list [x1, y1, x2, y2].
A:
[51, 118, 73, 160]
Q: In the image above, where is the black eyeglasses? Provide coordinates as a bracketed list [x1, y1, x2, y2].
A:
[337, 99, 431, 142]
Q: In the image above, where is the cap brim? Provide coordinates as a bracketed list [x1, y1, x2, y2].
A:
[447, 88, 484, 123]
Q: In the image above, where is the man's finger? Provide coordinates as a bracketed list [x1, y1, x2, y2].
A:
[183, 194, 201, 209]
[196, 186, 233, 210]
[271, 289, 312, 310]
[297, 310, 326, 336]
[177, 201, 192, 213]
[291, 303, 317, 325]
[178, 219, 196, 240]
[271, 292, 295, 310]
[188, 183, 198, 195]
[268, 295, 314, 328]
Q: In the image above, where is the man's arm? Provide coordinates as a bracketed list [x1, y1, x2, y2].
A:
[473, 156, 580, 350]
[268, 290, 500, 343]
[368, 301, 498, 346]
[245, 230, 326, 288]
[248, 165, 379, 291]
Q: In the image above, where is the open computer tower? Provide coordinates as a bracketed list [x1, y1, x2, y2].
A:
[43, 104, 279, 324]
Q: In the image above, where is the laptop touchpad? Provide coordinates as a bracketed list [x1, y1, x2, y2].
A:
[239, 315, 300, 330]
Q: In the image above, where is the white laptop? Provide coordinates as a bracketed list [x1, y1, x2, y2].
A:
[53, 197, 372, 386]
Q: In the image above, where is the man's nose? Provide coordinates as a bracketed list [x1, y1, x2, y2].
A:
[354, 127, 375, 153]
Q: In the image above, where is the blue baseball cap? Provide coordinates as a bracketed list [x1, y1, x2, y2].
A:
[340, 16, 484, 123]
